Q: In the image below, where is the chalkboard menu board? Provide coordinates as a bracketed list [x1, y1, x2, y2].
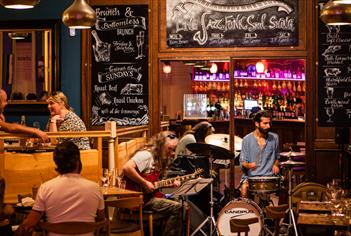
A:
[90, 5, 148, 126]
[166, 0, 298, 48]
[318, 19, 351, 127]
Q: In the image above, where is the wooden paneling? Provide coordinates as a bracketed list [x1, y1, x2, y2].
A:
[0, 150, 99, 203]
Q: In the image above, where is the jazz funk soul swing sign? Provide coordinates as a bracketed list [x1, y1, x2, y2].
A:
[166, 0, 298, 47]
[90, 5, 149, 126]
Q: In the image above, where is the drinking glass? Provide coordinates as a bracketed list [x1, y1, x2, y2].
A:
[119, 180, 126, 190]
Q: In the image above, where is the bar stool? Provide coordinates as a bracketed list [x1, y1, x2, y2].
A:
[230, 217, 259, 236]
[264, 204, 289, 236]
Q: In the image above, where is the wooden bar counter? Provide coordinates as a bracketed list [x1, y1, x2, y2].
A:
[171, 118, 305, 150]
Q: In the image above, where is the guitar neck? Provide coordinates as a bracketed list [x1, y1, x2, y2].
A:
[154, 173, 196, 189]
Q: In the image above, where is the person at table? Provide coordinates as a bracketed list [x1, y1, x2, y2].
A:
[239, 110, 280, 198]
[122, 131, 182, 236]
[207, 93, 223, 118]
[19, 141, 105, 235]
[0, 89, 48, 142]
[174, 121, 215, 157]
[0, 177, 14, 236]
[46, 91, 90, 150]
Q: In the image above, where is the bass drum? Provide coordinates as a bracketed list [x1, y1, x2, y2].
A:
[216, 198, 263, 236]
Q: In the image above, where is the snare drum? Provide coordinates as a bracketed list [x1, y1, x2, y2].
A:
[248, 176, 281, 194]
[217, 198, 263, 236]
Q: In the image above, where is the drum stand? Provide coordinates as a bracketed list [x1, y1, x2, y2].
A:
[284, 163, 298, 236]
[191, 155, 218, 236]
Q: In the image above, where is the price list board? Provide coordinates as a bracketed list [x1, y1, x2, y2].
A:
[166, 0, 299, 48]
[318, 21, 351, 127]
[90, 5, 148, 126]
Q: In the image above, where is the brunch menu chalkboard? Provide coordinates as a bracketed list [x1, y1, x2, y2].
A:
[91, 5, 148, 126]
[318, 20, 351, 126]
[166, 0, 298, 48]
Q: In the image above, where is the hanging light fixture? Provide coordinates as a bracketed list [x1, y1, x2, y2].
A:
[320, 0, 351, 25]
[8, 32, 29, 40]
[62, 0, 96, 29]
[163, 62, 172, 74]
[334, 0, 351, 3]
[256, 61, 265, 73]
[0, 0, 39, 9]
[210, 63, 218, 74]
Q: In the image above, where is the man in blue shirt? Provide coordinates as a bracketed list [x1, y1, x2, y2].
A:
[239, 110, 280, 197]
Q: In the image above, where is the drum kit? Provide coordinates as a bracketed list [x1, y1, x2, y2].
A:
[182, 134, 305, 236]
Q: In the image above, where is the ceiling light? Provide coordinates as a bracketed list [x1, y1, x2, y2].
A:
[0, 0, 39, 9]
[194, 61, 205, 68]
[183, 61, 196, 65]
[163, 62, 172, 74]
[8, 32, 29, 40]
[256, 61, 265, 73]
[210, 63, 218, 74]
[320, 0, 351, 25]
[62, 0, 96, 29]
[334, 0, 351, 3]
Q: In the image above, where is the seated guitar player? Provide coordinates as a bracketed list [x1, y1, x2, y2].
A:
[122, 131, 183, 236]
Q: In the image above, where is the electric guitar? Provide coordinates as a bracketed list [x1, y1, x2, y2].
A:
[124, 168, 203, 200]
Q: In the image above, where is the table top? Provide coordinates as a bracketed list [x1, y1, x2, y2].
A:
[298, 201, 332, 213]
[298, 213, 350, 227]
[100, 187, 142, 198]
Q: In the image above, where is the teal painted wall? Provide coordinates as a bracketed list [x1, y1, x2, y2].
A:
[0, 0, 83, 116]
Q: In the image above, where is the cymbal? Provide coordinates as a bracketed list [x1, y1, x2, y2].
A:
[205, 134, 243, 151]
[186, 143, 235, 160]
[280, 159, 305, 166]
[280, 151, 305, 157]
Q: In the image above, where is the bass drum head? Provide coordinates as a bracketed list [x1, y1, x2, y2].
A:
[216, 198, 263, 236]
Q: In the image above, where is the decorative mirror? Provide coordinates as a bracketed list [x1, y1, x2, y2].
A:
[0, 20, 60, 114]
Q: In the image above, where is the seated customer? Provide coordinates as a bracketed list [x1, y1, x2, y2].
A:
[175, 121, 214, 157]
[46, 91, 90, 149]
[20, 141, 105, 235]
[0, 177, 14, 236]
[0, 89, 48, 142]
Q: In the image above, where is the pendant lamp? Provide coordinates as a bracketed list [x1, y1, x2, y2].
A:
[8, 32, 29, 40]
[0, 0, 39, 9]
[62, 0, 96, 29]
[320, 0, 351, 25]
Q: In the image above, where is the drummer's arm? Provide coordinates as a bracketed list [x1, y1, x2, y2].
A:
[241, 161, 256, 170]
[272, 159, 280, 174]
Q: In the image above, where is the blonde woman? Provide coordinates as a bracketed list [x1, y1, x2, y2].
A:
[46, 91, 90, 150]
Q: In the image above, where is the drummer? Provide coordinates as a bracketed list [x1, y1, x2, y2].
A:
[239, 110, 280, 198]
[174, 121, 215, 157]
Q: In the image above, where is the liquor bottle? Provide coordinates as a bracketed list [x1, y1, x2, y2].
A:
[266, 67, 271, 78]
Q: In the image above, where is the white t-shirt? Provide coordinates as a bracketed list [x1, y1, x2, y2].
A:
[174, 133, 196, 157]
[132, 150, 155, 174]
[33, 173, 105, 236]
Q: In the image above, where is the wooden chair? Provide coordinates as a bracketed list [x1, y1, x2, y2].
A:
[39, 220, 106, 236]
[230, 217, 259, 236]
[291, 182, 328, 211]
[264, 204, 289, 236]
[105, 196, 144, 236]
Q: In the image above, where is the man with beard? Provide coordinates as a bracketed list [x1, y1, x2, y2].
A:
[239, 110, 280, 198]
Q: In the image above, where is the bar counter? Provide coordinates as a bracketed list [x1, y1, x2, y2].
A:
[170, 118, 305, 150]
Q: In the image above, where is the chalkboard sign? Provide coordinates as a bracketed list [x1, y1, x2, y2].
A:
[91, 5, 148, 126]
[166, 0, 298, 48]
[318, 18, 351, 127]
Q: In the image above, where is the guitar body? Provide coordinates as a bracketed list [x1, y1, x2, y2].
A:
[123, 168, 203, 202]
[123, 171, 165, 201]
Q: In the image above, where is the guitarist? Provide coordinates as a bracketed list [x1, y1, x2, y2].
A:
[122, 131, 183, 236]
